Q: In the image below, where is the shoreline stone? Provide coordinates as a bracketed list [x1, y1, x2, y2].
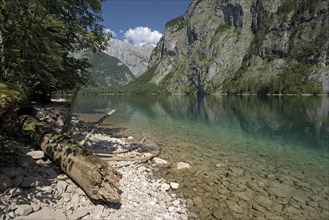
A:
[15, 205, 33, 216]
[0, 174, 12, 192]
[0, 103, 190, 220]
[26, 151, 44, 160]
[152, 157, 169, 165]
[170, 182, 179, 190]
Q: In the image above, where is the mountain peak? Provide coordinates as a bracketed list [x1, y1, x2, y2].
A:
[104, 39, 154, 76]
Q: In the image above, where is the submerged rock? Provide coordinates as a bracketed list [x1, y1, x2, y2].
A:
[225, 200, 243, 214]
[212, 206, 226, 219]
[228, 167, 244, 176]
[177, 162, 191, 170]
[152, 157, 169, 165]
[266, 182, 294, 198]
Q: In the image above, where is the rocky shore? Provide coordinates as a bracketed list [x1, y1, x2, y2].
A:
[0, 102, 191, 219]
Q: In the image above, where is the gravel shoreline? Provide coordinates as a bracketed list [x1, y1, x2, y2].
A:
[0, 102, 192, 219]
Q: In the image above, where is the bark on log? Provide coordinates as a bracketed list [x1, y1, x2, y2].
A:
[11, 115, 122, 203]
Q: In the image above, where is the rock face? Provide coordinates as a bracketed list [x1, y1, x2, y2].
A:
[132, 0, 329, 95]
[104, 39, 155, 77]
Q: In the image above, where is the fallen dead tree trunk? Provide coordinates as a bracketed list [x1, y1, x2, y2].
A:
[8, 115, 122, 203]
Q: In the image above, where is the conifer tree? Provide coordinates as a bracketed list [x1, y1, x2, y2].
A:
[0, 0, 109, 102]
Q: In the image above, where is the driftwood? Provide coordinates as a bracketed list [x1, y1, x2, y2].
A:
[10, 115, 122, 203]
[112, 136, 146, 155]
[62, 88, 79, 134]
[97, 150, 161, 163]
[79, 110, 116, 146]
[95, 136, 161, 163]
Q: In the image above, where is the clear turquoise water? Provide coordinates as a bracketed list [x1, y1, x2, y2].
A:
[73, 95, 329, 219]
[74, 95, 329, 156]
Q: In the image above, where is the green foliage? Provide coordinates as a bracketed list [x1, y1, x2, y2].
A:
[0, 82, 25, 108]
[275, 65, 323, 94]
[278, 0, 323, 23]
[122, 65, 163, 95]
[83, 50, 135, 89]
[222, 64, 323, 95]
[215, 23, 232, 35]
[165, 16, 185, 32]
[0, 0, 109, 102]
[278, 0, 322, 15]
[289, 25, 329, 64]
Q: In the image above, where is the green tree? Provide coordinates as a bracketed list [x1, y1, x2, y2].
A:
[0, 0, 109, 102]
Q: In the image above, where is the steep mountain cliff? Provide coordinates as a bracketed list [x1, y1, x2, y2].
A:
[104, 39, 154, 77]
[126, 0, 329, 95]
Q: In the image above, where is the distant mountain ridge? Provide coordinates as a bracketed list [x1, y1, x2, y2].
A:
[104, 39, 154, 77]
[75, 39, 154, 90]
[83, 50, 135, 89]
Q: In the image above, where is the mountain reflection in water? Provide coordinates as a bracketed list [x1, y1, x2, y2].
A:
[74, 95, 329, 154]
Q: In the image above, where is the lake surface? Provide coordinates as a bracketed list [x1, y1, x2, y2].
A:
[74, 95, 329, 219]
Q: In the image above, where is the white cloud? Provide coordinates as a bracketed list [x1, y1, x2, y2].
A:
[123, 26, 162, 47]
[104, 28, 117, 38]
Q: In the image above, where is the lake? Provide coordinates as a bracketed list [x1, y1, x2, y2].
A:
[74, 95, 329, 219]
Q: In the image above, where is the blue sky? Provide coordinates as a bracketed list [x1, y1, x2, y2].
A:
[101, 0, 191, 46]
